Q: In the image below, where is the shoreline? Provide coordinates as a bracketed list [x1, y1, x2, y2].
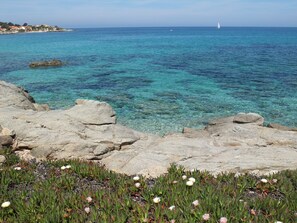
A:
[0, 80, 297, 177]
[0, 29, 72, 35]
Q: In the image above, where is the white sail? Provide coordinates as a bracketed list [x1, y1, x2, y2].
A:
[217, 22, 221, 29]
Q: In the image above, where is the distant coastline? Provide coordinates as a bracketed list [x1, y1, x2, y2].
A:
[0, 21, 71, 35]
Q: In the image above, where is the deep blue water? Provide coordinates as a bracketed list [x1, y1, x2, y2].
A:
[0, 27, 297, 134]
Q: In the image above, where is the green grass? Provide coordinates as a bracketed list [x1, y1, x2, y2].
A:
[0, 149, 296, 223]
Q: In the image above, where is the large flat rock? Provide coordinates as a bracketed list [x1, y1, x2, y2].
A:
[1, 80, 297, 177]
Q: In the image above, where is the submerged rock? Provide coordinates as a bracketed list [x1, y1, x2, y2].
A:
[0, 80, 297, 177]
[29, 59, 63, 68]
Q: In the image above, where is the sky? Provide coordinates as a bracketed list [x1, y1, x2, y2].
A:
[0, 0, 296, 28]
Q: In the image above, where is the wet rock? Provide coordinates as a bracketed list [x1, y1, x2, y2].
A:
[29, 59, 63, 68]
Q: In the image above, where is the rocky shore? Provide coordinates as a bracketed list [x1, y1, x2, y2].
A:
[0, 80, 296, 177]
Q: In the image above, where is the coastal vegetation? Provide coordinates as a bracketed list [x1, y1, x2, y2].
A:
[0, 148, 296, 223]
[0, 21, 66, 34]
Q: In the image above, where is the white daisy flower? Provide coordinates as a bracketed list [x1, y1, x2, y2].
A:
[133, 176, 140, 181]
[260, 179, 268, 183]
[202, 213, 210, 221]
[1, 201, 11, 208]
[186, 180, 194, 186]
[192, 200, 199, 207]
[86, 196, 92, 203]
[153, 197, 161, 203]
[189, 177, 196, 183]
[219, 217, 227, 223]
[168, 205, 175, 211]
[84, 207, 90, 214]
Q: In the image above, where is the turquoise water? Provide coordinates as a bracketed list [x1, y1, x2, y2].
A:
[0, 27, 297, 134]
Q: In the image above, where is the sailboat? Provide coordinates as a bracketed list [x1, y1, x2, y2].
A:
[217, 22, 221, 29]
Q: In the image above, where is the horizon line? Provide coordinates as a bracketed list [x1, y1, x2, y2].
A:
[68, 25, 297, 29]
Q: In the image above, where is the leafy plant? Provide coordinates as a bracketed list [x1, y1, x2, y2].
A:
[0, 155, 296, 222]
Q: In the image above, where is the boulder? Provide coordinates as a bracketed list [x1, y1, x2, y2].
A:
[0, 81, 36, 110]
[1, 127, 16, 137]
[0, 135, 13, 146]
[233, 113, 264, 126]
[29, 59, 63, 68]
[64, 99, 116, 125]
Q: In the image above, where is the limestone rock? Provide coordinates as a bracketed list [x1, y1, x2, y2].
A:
[64, 99, 116, 125]
[208, 116, 234, 125]
[1, 127, 16, 137]
[0, 135, 13, 146]
[0, 80, 297, 177]
[182, 127, 209, 138]
[0, 81, 36, 110]
[33, 103, 50, 111]
[268, 123, 297, 132]
[93, 143, 114, 156]
[233, 113, 264, 125]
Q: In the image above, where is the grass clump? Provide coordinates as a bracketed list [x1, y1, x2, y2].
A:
[0, 149, 296, 222]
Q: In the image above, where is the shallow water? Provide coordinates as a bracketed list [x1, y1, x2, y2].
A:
[0, 27, 297, 134]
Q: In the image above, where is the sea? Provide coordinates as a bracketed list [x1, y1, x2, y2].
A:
[0, 27, 297, 134]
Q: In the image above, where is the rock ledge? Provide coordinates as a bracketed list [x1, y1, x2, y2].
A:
[1, 80, 297, 177]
